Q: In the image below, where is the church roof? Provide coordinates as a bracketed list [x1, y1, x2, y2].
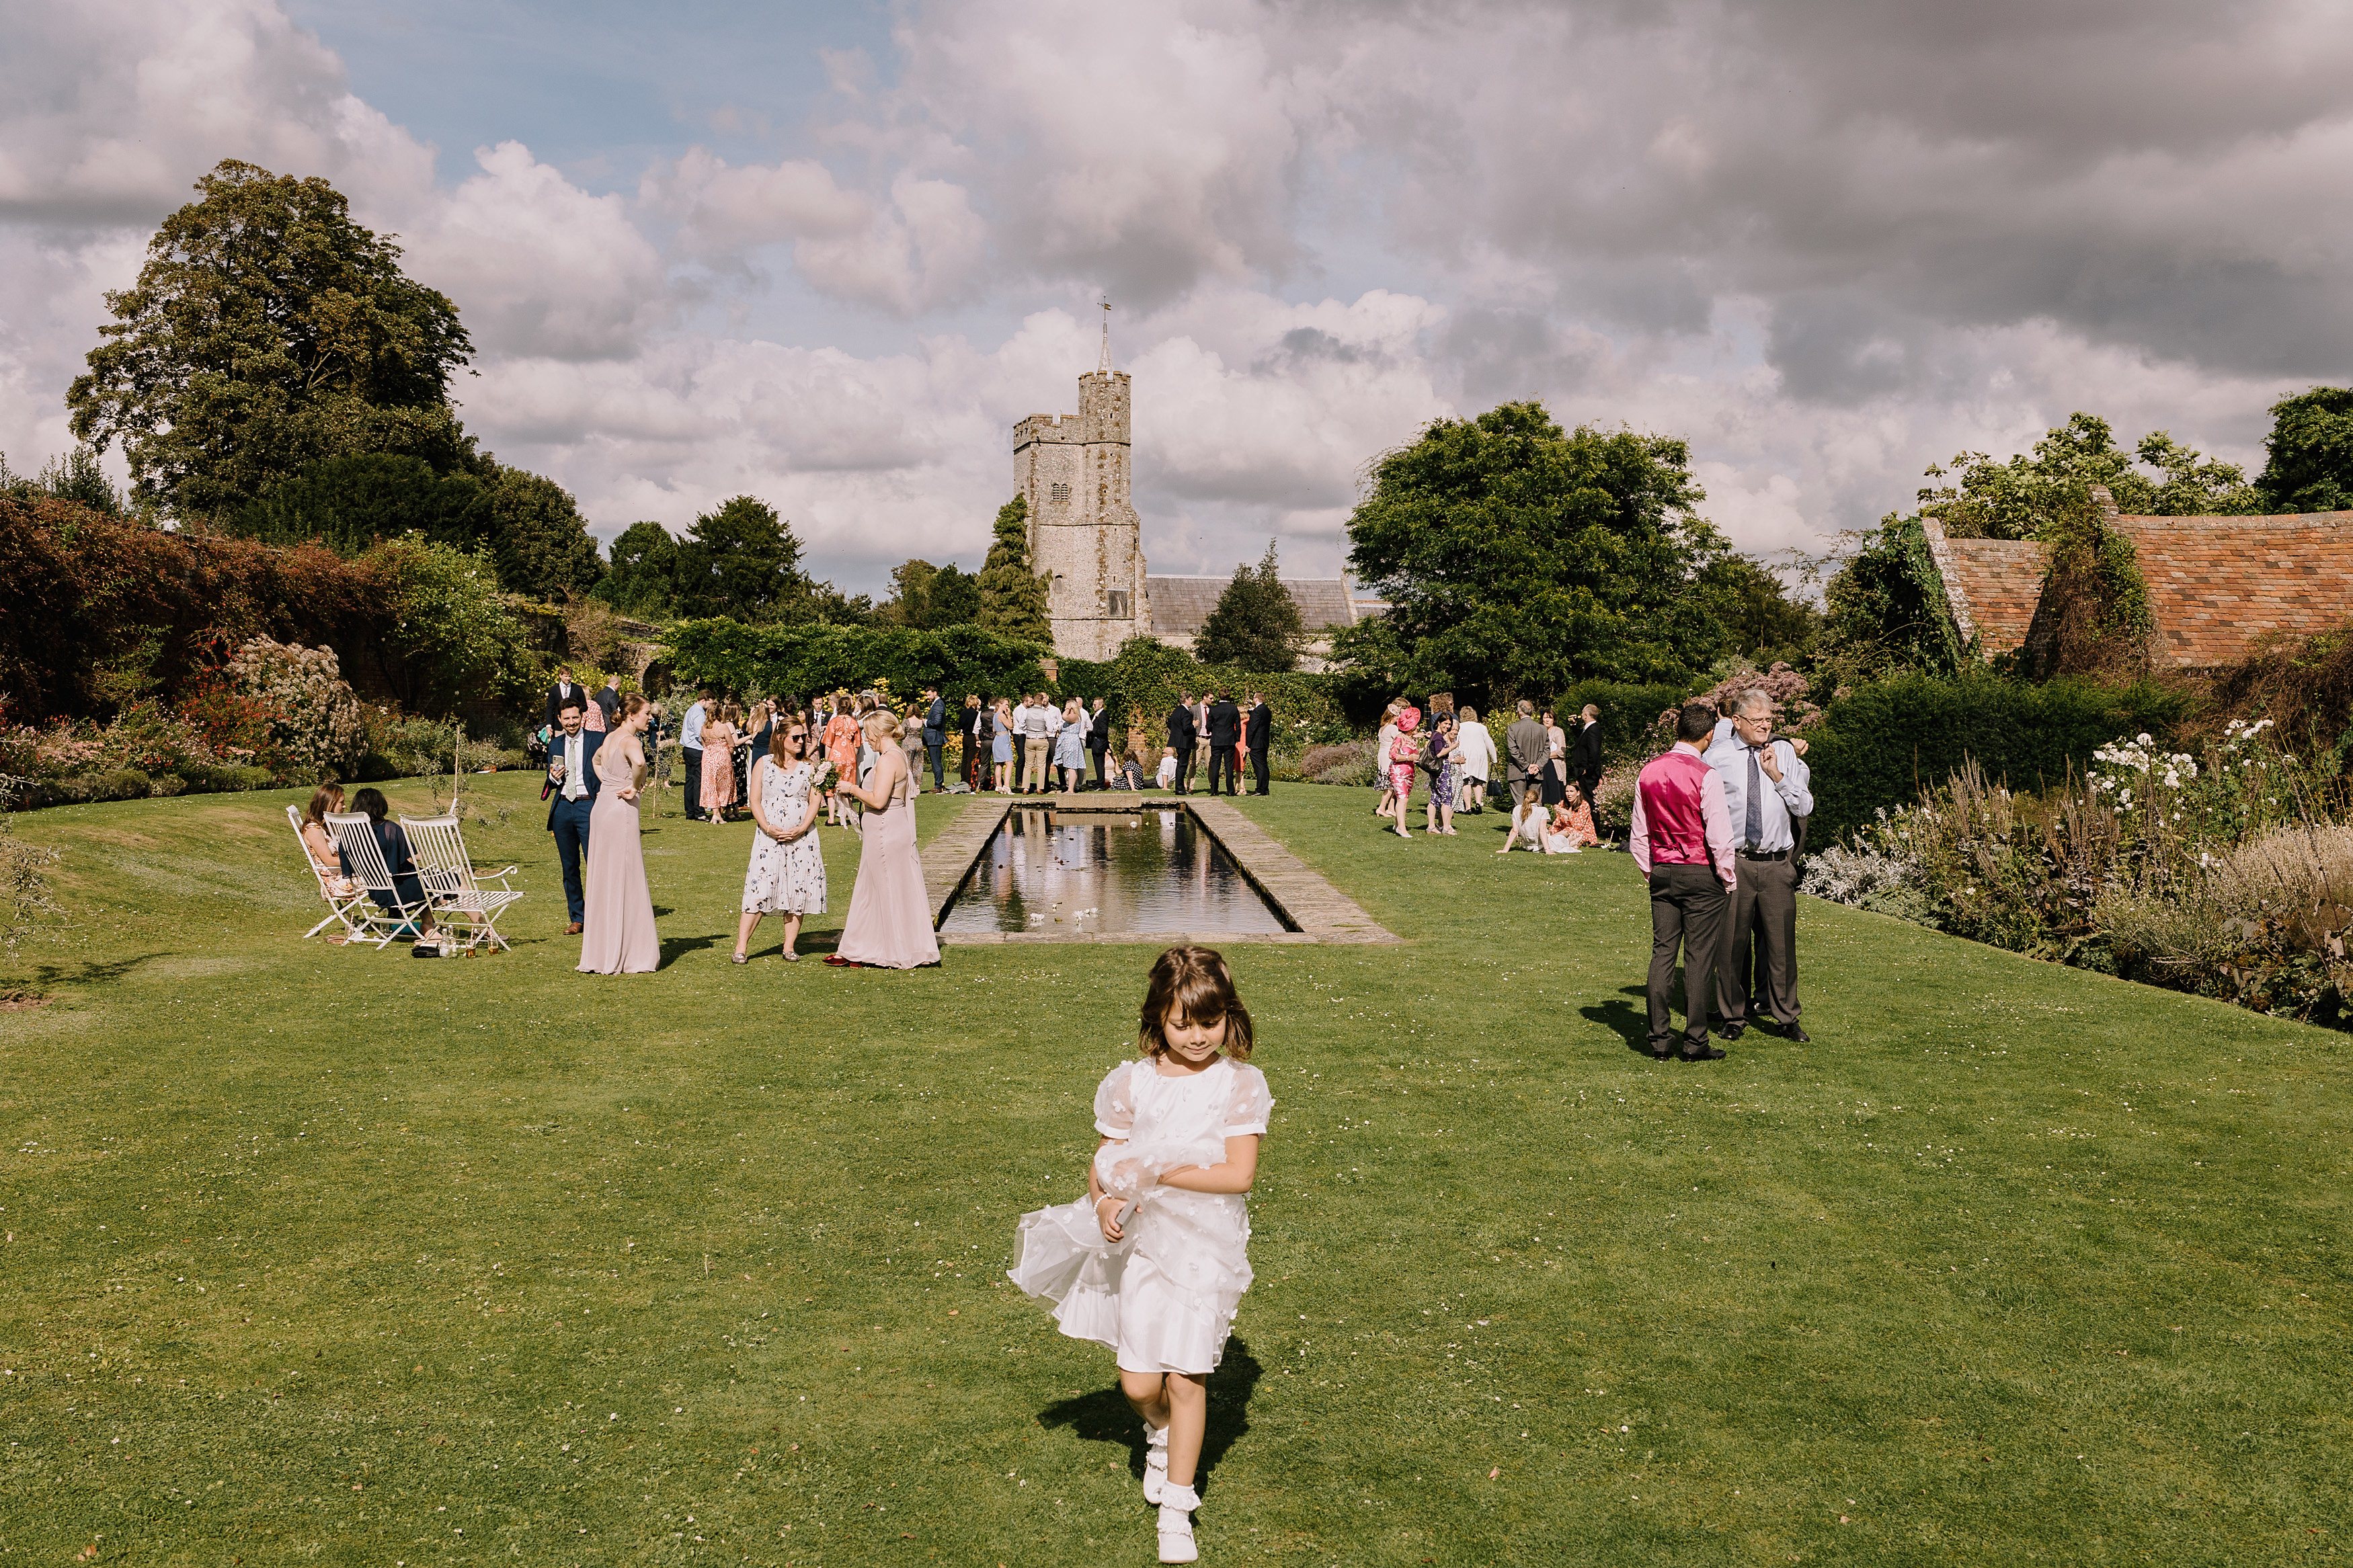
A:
[1146, 575, 1364, 638]
[1923, 492, 2353, 669]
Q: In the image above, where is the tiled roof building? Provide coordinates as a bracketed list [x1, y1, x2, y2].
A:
[1144, 574, 1375, 671]
[1925, 486, 2353, 669]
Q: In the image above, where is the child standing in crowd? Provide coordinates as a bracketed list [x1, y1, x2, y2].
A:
[1008, 946, 1274, 1564]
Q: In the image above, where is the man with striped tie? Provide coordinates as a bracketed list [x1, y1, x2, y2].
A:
[1706, 688, 1814, 1043]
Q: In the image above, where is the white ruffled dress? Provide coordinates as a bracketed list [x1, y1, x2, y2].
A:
[1008, 1056, 1273, 1375]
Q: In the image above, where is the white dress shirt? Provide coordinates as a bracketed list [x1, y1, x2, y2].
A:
[682, 701, 707, 750]
[558, 731, 589, 800]
[1703, 733, 1813, 854]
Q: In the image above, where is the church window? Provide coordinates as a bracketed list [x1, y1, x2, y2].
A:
[1050, 482, 1071, 502]
[1107, 591, 1131, 619]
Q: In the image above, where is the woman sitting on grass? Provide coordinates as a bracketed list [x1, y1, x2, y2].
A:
[1540, 782, 1602, 854]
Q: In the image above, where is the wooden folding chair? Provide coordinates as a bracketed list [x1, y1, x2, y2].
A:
[400, 815, 523, 952]
[325, 812, 433, 948]
[287, 804, 369, 941]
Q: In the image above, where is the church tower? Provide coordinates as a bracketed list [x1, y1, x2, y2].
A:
[1011, 304, 1151, 661]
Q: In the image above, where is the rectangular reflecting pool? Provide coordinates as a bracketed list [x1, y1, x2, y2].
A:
[939, 806, 1294, 936]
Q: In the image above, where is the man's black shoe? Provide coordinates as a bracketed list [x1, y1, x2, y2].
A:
[1782, 1025, 1811, 1043]
[1680, 1042, 1728, 1061]
[1718, 1021, 1746, 1041]
[1646, 1042, 1674, 1060]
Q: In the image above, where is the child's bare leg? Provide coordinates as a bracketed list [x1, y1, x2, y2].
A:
[1161, 1372, 1207, 1487]
[1120, 1369, 1170, 1432]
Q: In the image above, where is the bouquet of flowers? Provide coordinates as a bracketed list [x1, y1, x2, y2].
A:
[809, 757, 838, 792]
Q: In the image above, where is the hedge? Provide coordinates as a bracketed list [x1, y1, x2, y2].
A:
[1804, 672, 2194, 843]
[662, 620, 1053, 707]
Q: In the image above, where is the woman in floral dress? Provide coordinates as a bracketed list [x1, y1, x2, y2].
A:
[735, 718, 826, 962]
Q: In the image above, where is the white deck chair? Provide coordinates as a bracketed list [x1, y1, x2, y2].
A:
[287, 804, 368, 940]
[325, 812, 433, 948]
[400, 815, 522, 952]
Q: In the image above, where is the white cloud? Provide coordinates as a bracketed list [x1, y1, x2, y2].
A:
[6, 0, 2350, 597]
[403, 142, 667, 362]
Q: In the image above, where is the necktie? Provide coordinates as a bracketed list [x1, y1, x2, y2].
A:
[1745, 745, 1764, 849]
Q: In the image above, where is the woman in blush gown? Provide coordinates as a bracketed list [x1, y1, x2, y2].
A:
[580, 694, 660, 975]
[826, 707, 941, 970]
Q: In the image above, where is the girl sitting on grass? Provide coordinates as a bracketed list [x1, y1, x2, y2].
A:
[1008, 945, 1274, 1564]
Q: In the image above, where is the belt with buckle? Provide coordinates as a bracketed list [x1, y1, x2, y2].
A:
[1736, 847, 1788, 861]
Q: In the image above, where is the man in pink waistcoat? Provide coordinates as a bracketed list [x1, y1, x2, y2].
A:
[1628, 702, 1737, 1060]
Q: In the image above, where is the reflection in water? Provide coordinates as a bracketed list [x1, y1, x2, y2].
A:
[941, 808, 1291, 935]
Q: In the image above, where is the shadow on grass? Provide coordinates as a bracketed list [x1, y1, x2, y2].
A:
[1037, 1338, 1264, 1493]
[1581, 998, 1663, 1057]
[657, 934, 720, 968]
[30, 952, 169, 989]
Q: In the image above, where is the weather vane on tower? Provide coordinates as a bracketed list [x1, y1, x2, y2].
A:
[1098, 294, 1113, 376]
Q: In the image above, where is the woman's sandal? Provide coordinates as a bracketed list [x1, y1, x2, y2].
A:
[730, 951, 749, 964]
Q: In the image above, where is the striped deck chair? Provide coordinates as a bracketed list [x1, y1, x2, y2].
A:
[286, 804, 368, 940]
[325, 812, 433, 948]
[400, 815, 522, 952]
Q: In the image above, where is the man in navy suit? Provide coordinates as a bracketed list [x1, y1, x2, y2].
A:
[922, 686, 948, 791]
[1205, 690, 1242, 794]
[542, 698, 604, 934]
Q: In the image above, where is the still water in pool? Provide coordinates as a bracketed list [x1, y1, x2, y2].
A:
[940, 807, 1291, 935]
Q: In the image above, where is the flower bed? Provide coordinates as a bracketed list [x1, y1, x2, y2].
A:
[1804, 720, 2353, 1027]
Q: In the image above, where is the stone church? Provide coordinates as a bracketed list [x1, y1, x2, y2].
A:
[1012, 316, 1377, 667]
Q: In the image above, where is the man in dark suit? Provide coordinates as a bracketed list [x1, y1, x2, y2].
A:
[1166, 694, 1197, 793]
[1572, 702, 1605, 813]
[922, 687, 948, 792]
[1244, 691, 1273, 795]
[1205, 691, 1242, 794]
[541, 698, 604, 934]
[1086, 698, 1111, 788]
[545, 667, 586, 729]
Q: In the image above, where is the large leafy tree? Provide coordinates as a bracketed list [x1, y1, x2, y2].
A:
[482, 465, 603, 602]
[882, 558, 982, 630]
[601, 521, 681, 618]
[1696, 554, 1819, 663]
[1339, 402, 1727, 698]
[975, 495, 1051, 644]
[1921, 413, 2262, 539]
[2256, 386, 2353, 512]
[67, 160, 474, 520]
[674, 495, 807, 622]
[1195, 540, 1305, 671]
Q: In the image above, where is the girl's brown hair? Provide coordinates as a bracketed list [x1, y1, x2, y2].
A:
[305, 783, 345, 826]
[1138, 945, 1254, 1061]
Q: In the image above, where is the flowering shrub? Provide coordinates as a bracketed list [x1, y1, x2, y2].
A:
[1805, 722, 2353, 1026]
[225, 637, 366, 783]
[1300, 740, 1375, 786]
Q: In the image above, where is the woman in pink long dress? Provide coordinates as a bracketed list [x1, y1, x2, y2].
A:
[580, 694, 661, 975]
[826, 708, 941, 970]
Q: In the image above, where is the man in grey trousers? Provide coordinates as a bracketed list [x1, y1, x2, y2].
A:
[1501, 699, 1550, 851]
[1705, 688, 1814, 1042]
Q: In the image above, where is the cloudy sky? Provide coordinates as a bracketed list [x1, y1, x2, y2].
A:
[4, 0, 2349, 592]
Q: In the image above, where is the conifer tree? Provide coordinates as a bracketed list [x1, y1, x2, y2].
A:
[976, 495, 1052, 645]
[1195, 540, 1305, 671]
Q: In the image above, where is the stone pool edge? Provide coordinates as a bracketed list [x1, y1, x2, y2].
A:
[915, 792, 1400, 946]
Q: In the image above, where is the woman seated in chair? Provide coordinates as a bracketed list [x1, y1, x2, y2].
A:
[298, 784, 360, 899]
[350, 787, 441, 951]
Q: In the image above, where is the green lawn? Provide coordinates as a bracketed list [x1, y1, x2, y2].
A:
[1, 775, 2347, 1565]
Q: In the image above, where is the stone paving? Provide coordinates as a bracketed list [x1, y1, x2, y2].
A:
[916, 791, 1400, 945]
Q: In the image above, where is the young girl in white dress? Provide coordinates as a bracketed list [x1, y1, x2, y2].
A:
[1008, 946, 1273, 1564]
